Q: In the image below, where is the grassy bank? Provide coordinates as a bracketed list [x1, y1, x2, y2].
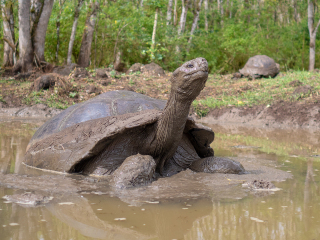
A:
[192, 71, 320, 116]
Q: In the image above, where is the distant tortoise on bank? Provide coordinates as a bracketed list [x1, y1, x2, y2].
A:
[235, 55, 280, 79]
[25, 58, 245, 184]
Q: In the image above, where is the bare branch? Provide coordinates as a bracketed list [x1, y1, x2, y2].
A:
[2, 37, 15, 50]
[314, 18, 320, 35]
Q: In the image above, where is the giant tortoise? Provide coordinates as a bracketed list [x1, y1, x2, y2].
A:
[239, 55, 280, 79]
[25, 58, 245, 181]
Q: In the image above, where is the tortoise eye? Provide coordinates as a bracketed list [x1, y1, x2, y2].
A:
[187, 64, 194, 68]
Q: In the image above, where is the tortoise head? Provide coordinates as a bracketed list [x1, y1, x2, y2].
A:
[170, 57, 208, 101]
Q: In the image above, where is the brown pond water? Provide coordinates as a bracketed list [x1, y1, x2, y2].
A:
[0, 120, 319, 240]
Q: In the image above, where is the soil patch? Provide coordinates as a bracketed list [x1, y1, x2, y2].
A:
[200, 101, 320, 129]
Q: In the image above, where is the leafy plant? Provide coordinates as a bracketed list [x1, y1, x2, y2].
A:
[69, 92, 78, 98]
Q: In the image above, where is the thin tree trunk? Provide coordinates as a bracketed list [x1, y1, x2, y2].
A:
[218, 0, 224, 26]
[94, 5, 100, 68]
[67, 0, 84, 65]
[166, 0, 173, 26]
[78, 1, 99, 68]
[99, 32, 105, 66]
[308, 0, 320, 71]
[114, 50, 123, 71]
[173, 0, 177, 26]
[55, 15, 61, 63]
[152, 8, 159, 50]
[15, 0, 33, 72]
[204, 0, 208, 30]
[113, 23, 128, 71]
[176, 0, 190, 53]
[2, 2, 15, 67]
[178, 0, 190, 35]
[55, 0, 66, 63]
[34, 0, 54, 63]
[139, 0, 144, 8]
[188, 0, 203, 45]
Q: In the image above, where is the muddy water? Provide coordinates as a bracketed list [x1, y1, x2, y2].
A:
[0, 120, 319, 240]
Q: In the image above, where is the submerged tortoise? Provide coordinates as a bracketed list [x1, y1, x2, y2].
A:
[25, 58, 245, 182]
[237, 55, 280, 79]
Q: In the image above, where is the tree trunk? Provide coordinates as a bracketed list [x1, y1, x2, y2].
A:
[15, 0, 33, 72]
[188, 0, 203, 45]
[173, 0, 177, 26]
[204, 0, 208, 30]
[114, 50, 123, 71]
[308, 0, 320, 71]
[30, 0, 43, 31]
[139, 0, 144, 8]
[218, 0, 224, 26]
[94, 7, 100, 68]
[293, 0, 299, 23]
[152, 8, 159, 50]
[78, 1, 99, 67]
[33, 0, 54, 63]
[2, 2, 15, 67]
[175, 0, 190, 53]
[55, 0, 66, 63]
[15, 0, 54, 72]
[178, 0, 190, 35]
[67, 0, 84, 65]
[166, 0, 173, 26]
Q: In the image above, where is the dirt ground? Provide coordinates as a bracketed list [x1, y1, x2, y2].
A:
[1, 65, 319, 129]
[200, 101, 320, 129]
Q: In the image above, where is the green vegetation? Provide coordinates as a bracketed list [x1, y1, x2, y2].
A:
[0, 95, 6, 103]
[46, 94, 69, 109]
[23, 90, 69, 109]
[2, 1, 319, 73]
[69, 92, 78, 98]
[193, 70, 320, 111]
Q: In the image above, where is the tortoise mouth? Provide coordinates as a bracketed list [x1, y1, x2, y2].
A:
[184, 69, 208, 80]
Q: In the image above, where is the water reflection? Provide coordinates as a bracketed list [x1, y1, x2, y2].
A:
[0, 121, 319, 240]
[185, 159, 320, 240]
[0, 122, 36, 174]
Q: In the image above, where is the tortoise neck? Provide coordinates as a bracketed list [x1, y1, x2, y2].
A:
[153, 92, 192, 162]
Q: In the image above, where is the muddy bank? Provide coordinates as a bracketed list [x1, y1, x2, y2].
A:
[199, 101, 320, 129]
[1, 99, 320, 130]
[0, 156, 291, 206]
[0, 103, 62, 119]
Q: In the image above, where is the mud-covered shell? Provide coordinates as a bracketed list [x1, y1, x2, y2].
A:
[25, 109, 215, 173]
[239, 55, 280, 78]
[28, 90, 166, 149]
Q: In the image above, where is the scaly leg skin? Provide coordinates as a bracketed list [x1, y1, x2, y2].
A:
[189, 156, 245, 174]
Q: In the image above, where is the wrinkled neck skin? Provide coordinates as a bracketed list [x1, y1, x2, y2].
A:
[153, 90, 193, 173]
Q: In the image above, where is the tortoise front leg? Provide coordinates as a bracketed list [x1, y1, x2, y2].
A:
[189, 156, 245, 174]
[110, 154, 156, 189]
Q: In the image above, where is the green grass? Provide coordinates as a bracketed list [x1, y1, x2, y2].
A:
[0, 95, 6, 103]
[23, 90, 69, 109]
[193, 71, 320, 111]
